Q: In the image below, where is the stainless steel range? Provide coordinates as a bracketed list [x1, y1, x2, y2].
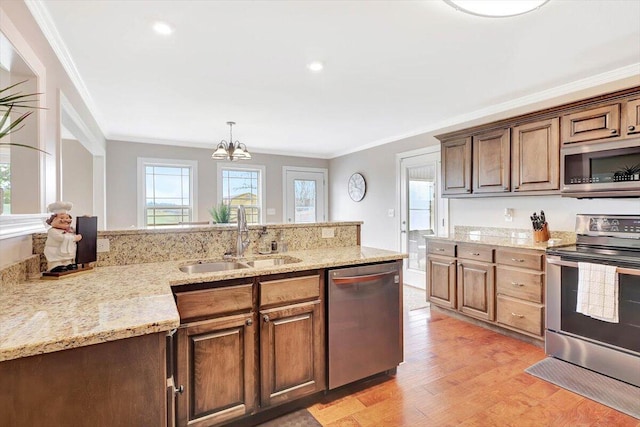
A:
[546, 214, 640, 387]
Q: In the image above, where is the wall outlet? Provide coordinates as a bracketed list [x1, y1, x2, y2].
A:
[321, 227, 335, 238]
[96, 238, 110, 253]
[266, 208, 276, 216]
[387, 209, 395, 217]
[504, 208, 514, 222]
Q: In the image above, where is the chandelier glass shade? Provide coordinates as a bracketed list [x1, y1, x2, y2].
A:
[211, 121, 252, 161]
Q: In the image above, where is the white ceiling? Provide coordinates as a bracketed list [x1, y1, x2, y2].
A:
[31, 0, 640, 158]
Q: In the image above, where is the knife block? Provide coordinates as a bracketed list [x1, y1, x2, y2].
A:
[533, 223, 550, 243]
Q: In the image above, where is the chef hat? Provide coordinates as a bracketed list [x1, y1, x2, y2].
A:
[47, 201, 73, 214]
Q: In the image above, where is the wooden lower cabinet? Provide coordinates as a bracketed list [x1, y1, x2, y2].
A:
[175, 312, 256, 427]
[0, 333, 167, 427]
[260, 300, 325, 407]
[427, 254, 457, 309]
[457, 259, 495, 321]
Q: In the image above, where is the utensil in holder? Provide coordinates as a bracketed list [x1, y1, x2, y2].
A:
[533, 223, 550, 243]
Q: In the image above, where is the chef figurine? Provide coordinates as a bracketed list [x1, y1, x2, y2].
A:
[44, 201, 82, 272]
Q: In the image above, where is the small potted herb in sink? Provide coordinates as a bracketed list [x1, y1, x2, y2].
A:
[209, 203, 231, 224]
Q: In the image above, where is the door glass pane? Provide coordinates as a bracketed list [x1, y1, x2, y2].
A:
[294, 179, 316, 223]
[407, 165, 435, 272]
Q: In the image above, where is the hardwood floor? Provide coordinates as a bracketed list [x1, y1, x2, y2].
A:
[307, 308, 640, 427]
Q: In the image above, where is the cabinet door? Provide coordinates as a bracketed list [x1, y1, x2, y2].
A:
[561, 103, 621, 144]
[473, 128, 510, 193]
[624, 98, 640, 137]
[427, 255, 456, 309]
[175, 313, 256, 427]
[441, 137, 472, 195]
[260, 300, 325, 408]
[457, 260, 495, 321]
[512, 118, 560, 192]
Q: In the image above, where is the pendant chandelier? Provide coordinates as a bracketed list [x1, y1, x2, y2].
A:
[211, 121, 252, 161]
[444, 0, 549, 17]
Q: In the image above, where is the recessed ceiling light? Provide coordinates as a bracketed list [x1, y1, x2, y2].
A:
[307, 61, 324, 72]
[444, 0, 549, 17]
[153, 21, 174, 35]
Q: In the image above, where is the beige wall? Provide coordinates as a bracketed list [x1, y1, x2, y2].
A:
[61, 138, 94, 217]
[106, 140, 329, 230]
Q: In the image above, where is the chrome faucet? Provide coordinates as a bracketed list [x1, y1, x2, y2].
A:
[236, 206, 250, 257]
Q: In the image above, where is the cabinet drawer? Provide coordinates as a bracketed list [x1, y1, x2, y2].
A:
[427, 241, 456, 257]
[175, 284, 253, 321]
[260, 275, 320, 307]
[495, 249, 544, 271]
[496, 296, 543, 336]
[457, 244, 493, 262]
[496, 267, 543, 303]
[561, 103, 621, 144]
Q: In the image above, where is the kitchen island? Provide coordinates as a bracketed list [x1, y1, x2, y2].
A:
[0, 244, 405, 427]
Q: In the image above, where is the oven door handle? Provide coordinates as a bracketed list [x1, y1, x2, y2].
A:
[547, 258, 640, 276]
[546, 258, 578, 268]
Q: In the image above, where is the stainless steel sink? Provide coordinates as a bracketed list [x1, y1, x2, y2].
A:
[179, 261, 250, 274]
[244, 256, 302, 268]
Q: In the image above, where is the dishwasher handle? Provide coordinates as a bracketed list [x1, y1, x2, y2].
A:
[331, 270, 398, 285]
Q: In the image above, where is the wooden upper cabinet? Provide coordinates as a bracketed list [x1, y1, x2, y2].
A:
[512, 118, 560, 192]
[624, 98, 640, 137]
[473, 128, 510, 193]
[561, 103, 621, 144]
[442, 137, 472, 195]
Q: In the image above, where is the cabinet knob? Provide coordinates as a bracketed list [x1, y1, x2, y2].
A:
[263, 314, 270, 323]
[174, 385, 184, 395]
[246, 318, 253, 326]
[629, 125, 636, 131]
[511, 312, 525, 318]
[610, 129, 617, 134]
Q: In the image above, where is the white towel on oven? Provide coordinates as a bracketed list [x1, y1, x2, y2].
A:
[576, 262, 619, 323]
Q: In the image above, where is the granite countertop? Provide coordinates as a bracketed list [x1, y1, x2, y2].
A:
[424, 227, 576, 251]
[0, 246, 405, 362]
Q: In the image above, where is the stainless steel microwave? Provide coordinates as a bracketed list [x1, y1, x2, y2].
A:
[561, 139, 640, 197]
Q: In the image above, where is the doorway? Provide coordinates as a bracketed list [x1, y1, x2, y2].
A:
[283, 167, 327, 223]
[398, 147, 448, 289]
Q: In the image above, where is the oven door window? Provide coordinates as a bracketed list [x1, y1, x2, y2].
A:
[561, 267, 640, 353]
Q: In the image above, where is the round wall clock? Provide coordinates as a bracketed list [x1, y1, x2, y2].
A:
[348, 173, 366, 202]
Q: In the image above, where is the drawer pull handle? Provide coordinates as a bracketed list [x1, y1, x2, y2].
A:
[435, 248, 445, 251]
[511, 258, 525, 263]
[511, 282, 524, 287]
[174, 385, 184, 395]
[511, 312, 525, 318]
[263, 315, 270, 323]
[470, 252, 480, 256]
[629, 125, 636, 131]
[610, 129, 617, 134]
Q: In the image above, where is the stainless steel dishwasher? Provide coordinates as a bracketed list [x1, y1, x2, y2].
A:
[328, 261, 403, 389]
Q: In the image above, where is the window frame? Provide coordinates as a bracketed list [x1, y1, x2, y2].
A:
[137, 157, 198, 228]
[216, 163, 266, 224]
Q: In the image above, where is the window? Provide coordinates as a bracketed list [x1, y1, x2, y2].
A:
[137, 158, 197, 227]
[283, 167, 327, 223]
[217, 164, 265, 224]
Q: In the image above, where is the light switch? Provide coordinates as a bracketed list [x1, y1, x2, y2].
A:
[388, 209, 395, 217]
[504, 208, 514, 222]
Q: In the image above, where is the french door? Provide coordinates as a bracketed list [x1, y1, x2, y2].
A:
[398, 149, 447, 289]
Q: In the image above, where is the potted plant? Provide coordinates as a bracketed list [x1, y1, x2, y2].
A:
[209, 203, 231, 224]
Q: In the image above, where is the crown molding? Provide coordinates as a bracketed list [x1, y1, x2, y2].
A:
[24, 0, 108, 135]
[330, 63, 640, 158]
